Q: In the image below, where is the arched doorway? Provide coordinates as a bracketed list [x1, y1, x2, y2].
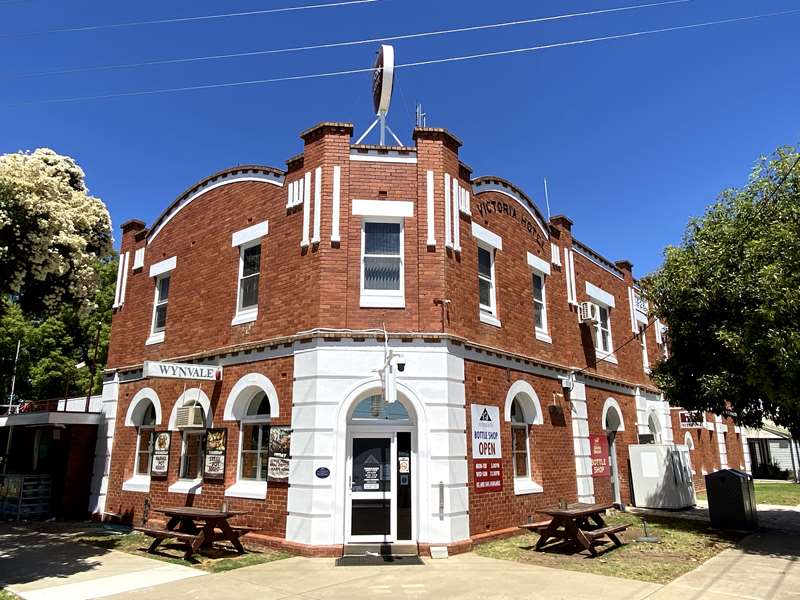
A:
[602, 399, 625, 505]
[344, 392, 416, 544]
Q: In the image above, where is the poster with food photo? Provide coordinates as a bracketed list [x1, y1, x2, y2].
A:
[267, 426, 291, 482]
[203, 428, 227, 479]
[151, 431, 171, 477]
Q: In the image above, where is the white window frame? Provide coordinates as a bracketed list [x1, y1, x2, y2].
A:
[146, 273, 171, 345]
[595, 303, 617, 364]
[510, 398, 542, 495]
[134, 425, 155, 477]
[232, 239, 262, 326]
[478, 243, 500, 327]
[359, 217, 405, 308]
[532, 271, 550, 343]
[179, 428, 205, 482]
[640, 323, 650, 373]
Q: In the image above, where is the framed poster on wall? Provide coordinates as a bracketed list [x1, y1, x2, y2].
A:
[151, 431, 171, 477]
[471, 404, 503, 493]
[589, 434, 610, 477]
[267, 426, 291, 483]
[203, 428, 227, 479]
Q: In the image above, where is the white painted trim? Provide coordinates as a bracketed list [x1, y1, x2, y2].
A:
[535, 331, 552, 344]
[564, 248, 578, 305]
[147, 172, 283, 244]
[231, 308, 257, 326]
[149, 256, 176, 278]
[628, 287, 638, 334]
[145, 331, 165, 346]
[125, 388, 162, 426]
[359, 216, 405, 309]
[444, 174, 452, 249]
[168, 388, 212, 431]
[526, 252, 550, 275]
[349, 152, 417, 164]
[223, 373, 280, 421]
[585, 282, 615, 308]
[351, 199, 413, 218]
[514, 479, 543, 495]
[602, 397, 625, 432]
[133, 247, 145, 270]
[118, 252, 129, 306]
[225, 480, 268, 500]
[504, 380, 544, 425]
[360, 295, 406, 308]
[471, 222, 502, 250]
[452, 178, 461, 252]
[113, 252, 124, 308]
[426, 170, 435, 247]
[331, 166, 341, 243]
[312, 167, 322, 244]
[479, 313, 501, 328]
[231, 221, 268, 247]
[168, 479, 202, 494]
[596, 351, 618, 365]
[122, 475, 150, 493]
[301, 171, 311, 247]
[550, 243, 561, 266]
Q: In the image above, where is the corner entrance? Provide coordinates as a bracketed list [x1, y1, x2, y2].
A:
[345, 394, 415, 545]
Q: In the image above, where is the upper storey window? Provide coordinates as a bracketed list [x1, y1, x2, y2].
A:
[360, 219, 404, 308]
[585, 281, 617, 364]
[146, 256, 176, 345]
[527, 252, 551, 343]
[478, 245, 498, 325]
[597, 305, 612, 353]
[231, 220, 268, 326]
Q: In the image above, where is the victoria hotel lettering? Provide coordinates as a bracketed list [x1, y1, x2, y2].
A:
[98, 120, 748, 556]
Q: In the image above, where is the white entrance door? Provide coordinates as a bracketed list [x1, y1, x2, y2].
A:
[346, 432, 396, 543]
[607, 431, 621, 505]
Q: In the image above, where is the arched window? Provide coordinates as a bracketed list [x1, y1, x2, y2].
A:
[646, 412, 662, 444]
[134, 401, 156, 476]
[180, 400, 207, 480]
[239, 391, 271, 482]
[350, 394, 411, 422]
[510, 398, 530, 481]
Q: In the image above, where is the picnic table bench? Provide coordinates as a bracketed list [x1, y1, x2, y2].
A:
[528, 502, 628, 557]
[135, 506, 251, 559]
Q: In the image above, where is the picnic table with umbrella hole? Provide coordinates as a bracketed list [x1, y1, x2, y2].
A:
[135, 506, 254, 559]
[520, 502, 629, 557]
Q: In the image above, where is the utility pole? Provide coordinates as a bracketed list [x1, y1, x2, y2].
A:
[85, 322, 102, 412]
[7, 340, 21, 414]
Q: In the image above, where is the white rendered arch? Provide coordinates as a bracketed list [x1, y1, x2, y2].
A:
[684, 431, 695, 450]
[602, 397, 625, 432]
[331, 377, 429, 545]
[223, 373, 280, 421]
[167, 387, 212, 430]
[646, 409, 663, 441]
[503, 380, 544, 425]
[125, 387, 162, 426]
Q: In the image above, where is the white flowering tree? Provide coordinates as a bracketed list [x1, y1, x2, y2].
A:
[0, 148, 112, 314]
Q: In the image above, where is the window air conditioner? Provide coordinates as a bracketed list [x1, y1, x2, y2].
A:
[579, 301, 600, 325]
[176, 405, 204, 428]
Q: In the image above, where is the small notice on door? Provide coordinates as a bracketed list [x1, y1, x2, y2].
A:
[398, 456, 410, 474]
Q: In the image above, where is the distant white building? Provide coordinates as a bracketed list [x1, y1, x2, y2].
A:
[745, 422, 799, 481]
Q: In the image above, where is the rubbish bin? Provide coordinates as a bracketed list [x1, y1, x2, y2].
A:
[705, 469, 758, 530]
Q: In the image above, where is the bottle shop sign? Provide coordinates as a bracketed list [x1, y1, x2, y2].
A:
[471, 404, 503, 493]
[590, 434, 610, 477]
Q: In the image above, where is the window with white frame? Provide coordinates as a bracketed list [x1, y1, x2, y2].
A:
[180, 406, 205, 480]
[134, 402, 156, 476]
[239, 392, 271, 482]
[360, 220, 404, 307]
[151, 274, 170, 335]
[235, 241, 261, 321]
[478, 245, 497, 318]
[640, 323, 649, 371]
[596, 305, 613, 354]
[511, 398, 531, 481]
[532, 272, 547, 336]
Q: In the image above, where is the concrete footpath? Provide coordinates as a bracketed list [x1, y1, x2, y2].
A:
[0, 524, 204, 600]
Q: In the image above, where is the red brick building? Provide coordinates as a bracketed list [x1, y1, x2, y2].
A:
[99, 121, 742, 555]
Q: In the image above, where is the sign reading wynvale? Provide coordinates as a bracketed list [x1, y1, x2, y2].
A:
[143, 360, 223, 381]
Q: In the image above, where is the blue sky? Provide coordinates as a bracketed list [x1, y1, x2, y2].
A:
[2, 0, 798, 276]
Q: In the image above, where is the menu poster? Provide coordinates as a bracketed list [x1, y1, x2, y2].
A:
[267, 426, 292, 483]
[203, 428, 227, 480]
[151, 431, 171, 477]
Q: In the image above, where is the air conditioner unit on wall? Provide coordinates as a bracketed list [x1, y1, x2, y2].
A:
[579, 301, 600, 325]
[176, 405, 204, 428]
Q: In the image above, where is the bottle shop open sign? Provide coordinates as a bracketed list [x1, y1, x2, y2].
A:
[471, 404, 503, 493]
[590, 434, 610, 477]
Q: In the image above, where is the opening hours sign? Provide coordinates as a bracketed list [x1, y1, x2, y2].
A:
[471, 404, 503, 493]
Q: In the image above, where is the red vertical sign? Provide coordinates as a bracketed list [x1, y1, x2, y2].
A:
[590, 434, 610, 477]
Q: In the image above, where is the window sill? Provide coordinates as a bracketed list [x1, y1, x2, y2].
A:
[479, 313, 502, 328]
[514, 479, 544, 496]
[168, 479, 203, 495]
[595, 351, 618, 365]
[225, 480, 268, 500]
[145, 331, 165, 346]
[535, 330, 552, 344]
[231, 309, 258, 326]
[122, 475, 151, 493]
[360, 294, 405, 309]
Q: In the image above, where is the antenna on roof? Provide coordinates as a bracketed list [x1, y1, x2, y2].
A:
[355, 45, 403, 146]
[543, 177, 552, 221]
[415, 102, 427, 128]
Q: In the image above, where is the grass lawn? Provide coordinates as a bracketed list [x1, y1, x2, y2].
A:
[475, 512, 744, 584]
[0, 589, 19, 600]
[696, 481, 800, 506]
[74, 529, 291, 573]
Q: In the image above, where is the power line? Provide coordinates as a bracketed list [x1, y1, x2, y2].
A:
[0, 0, 380, 37]
[6, 0, 691, 80]
[6, 8, 798, 108]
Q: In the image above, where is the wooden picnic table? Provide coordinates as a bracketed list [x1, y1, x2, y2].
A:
[532, 502, 627, 557]
[136, 506, 252, 559]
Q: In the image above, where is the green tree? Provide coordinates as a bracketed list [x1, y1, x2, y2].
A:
[644, 147, 800, 436]
[0, 148, 112, 315]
